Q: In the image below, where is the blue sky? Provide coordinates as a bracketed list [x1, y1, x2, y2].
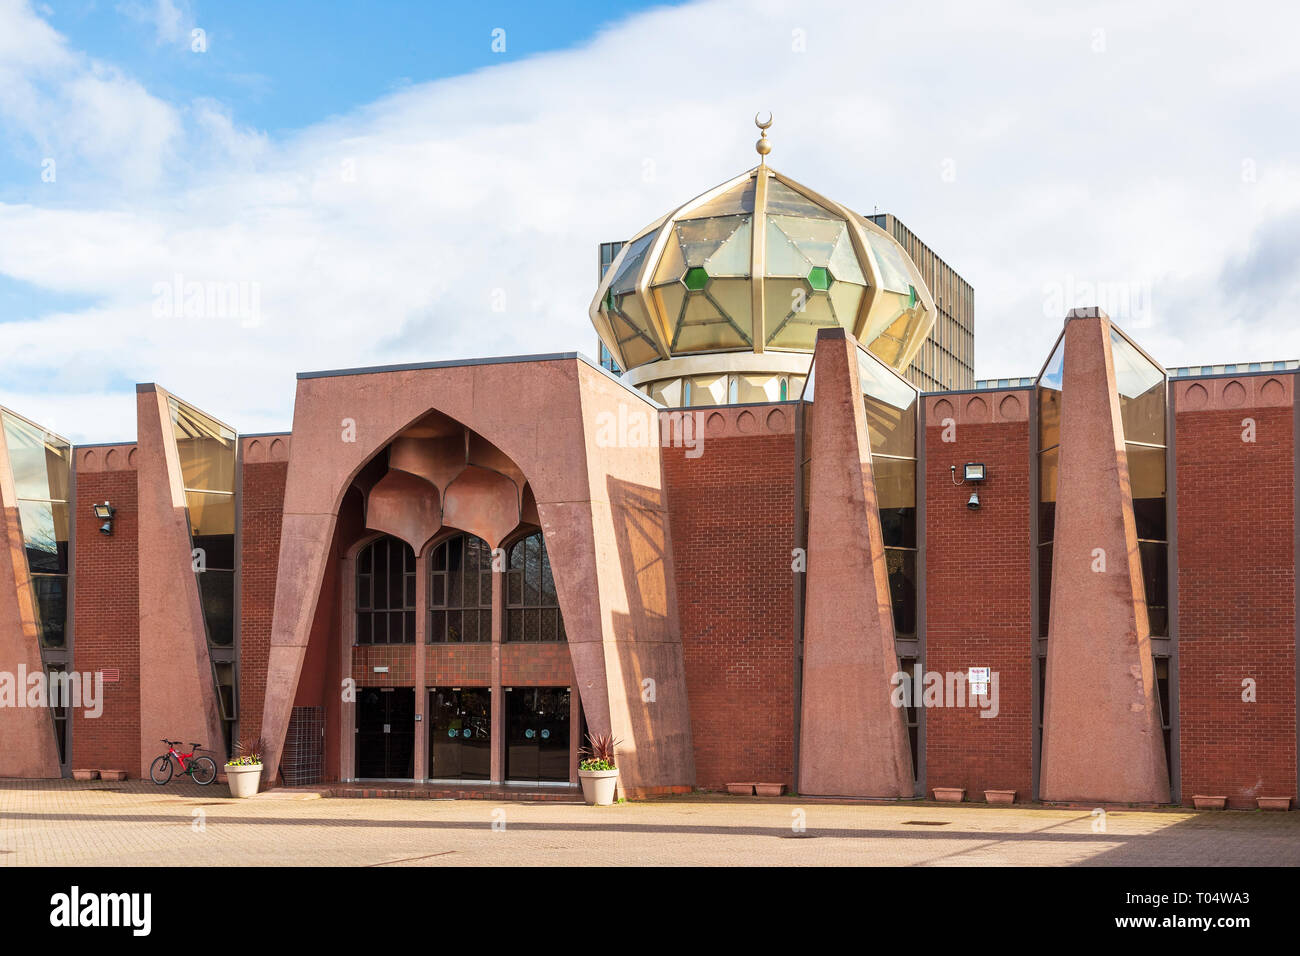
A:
[44, 1, 679, 134]
[0, 0, 1297, 442]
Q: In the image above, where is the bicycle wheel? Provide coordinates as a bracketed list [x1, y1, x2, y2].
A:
[190, 755, 217, 786]
[149, 755, 173, 785]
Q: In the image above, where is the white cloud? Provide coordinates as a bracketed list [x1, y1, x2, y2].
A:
[0, 0, 1298, 442]
[116, 0, 192, 45]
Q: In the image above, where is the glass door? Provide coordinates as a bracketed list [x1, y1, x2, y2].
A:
[504, 687, 571, 783]
[428, 687, 491, 780]
[355, 687, 415, 779]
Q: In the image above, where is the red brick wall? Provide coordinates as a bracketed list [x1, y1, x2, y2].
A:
[664, 428, 796, 790]
[500, 643, 573, 685]
[237, 460, 287, 751]
[923, 395, 1034, 799]
[1176, 381, 1297, 807]
[72, 468, 140, 774]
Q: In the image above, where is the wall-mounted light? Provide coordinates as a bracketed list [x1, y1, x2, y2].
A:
[951, 463, 987, 511]
[92, 502, 116, 536]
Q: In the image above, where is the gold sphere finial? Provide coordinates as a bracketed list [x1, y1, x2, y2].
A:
[755, 111, 773, 163]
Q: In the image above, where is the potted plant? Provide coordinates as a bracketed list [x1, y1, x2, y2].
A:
[578, 732, 621, 806]
[225, 739, 263, 799]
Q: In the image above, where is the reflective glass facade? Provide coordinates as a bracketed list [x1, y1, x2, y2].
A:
[1, 410, 72, 765]
[168, 397, 238, 751]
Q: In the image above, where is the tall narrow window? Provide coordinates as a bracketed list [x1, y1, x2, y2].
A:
[1036, 336, 1064, 640]
[168, 397, 237, 753]
[1111, 328, 1169, 637]
[2, 410, 72, 766]
[506, 533, 566, 642]
[428, 533, 492, 643]
[356, 536, 416, 644]
[858, 349, 919, 639]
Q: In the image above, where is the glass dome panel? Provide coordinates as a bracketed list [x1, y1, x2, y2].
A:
[675, 215, 749, 268]
[673, 291, 750, 351]
[702, 219, 751, 276]
[863, 230, 914, 294]
[608, 233, 654, 295]
[705, 277, 753, 336]
[766, 179, 837, 219]
[688, 178, 756, 219]
[767, 215, 846, 273]
[765, 220, 815, 277]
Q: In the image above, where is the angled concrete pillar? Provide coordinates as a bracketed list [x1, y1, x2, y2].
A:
[0, 417, 62, 778]
[1040, 309, 1169, 803]
[798, 329, 913, 797]
[136, 386, 227, 776]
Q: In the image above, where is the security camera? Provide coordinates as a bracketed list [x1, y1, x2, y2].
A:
[967, 492, 980, 510]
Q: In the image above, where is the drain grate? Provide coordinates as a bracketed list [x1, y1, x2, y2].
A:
[902, 820, 950, 826]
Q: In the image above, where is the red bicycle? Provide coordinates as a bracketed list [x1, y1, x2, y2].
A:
[150, 739, 217, 786]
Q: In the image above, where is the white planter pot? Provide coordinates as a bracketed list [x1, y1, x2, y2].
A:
[225, 764, 263, 798]
[578, 768, 619, 806]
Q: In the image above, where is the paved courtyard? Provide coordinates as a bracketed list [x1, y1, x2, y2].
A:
[1, 779, 1296, 866]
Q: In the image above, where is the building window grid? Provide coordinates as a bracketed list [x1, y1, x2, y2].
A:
[356, 536, 417, 645]
[506, 532, 567, 643]
[428, 533, 493, 643]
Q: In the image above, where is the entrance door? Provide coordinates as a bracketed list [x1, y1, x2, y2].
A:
[355, 687, 415, 779]
[504, 687, 571, 783]
[428, 687, 491, 780]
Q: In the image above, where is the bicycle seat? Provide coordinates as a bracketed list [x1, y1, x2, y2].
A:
[189, 742, 204, 750]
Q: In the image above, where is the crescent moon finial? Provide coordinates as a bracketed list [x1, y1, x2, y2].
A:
[754, 112, 773, 164]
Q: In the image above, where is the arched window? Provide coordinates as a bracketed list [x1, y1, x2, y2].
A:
[429, 533, 492, 643]
[506, 532, 566, 642]
[356, 536, 416, 644]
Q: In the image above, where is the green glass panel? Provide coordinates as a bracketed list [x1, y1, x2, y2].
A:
[683, 266, 709, 291]
[808, 266, 831, 291]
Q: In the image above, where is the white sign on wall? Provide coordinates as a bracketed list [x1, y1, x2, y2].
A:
[968, 667, 990, 696]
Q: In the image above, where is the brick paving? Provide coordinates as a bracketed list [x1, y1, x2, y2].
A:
[1, 779, 1296, 866]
